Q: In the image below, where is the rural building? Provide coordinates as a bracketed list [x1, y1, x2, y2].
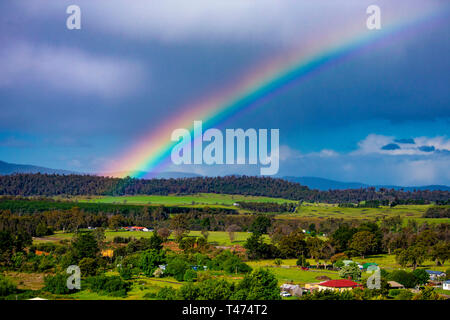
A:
[425, 270, 446, 280]
[101, 249, 114, 258]
[35, 250, 50, 256]
[123, 226, 147, 231]
[316, 279, 361, 292]
[362, 262, 378, 270]
[443, 281, 450, 291]
[388, 281, 405, 289]
[342, 260, 363, 269]
[280, 284, 304, 297]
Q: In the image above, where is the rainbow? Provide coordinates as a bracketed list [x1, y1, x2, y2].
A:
[103, 5, 447, 178]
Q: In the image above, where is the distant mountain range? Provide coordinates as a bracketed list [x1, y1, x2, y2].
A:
[282, 176, 450, 191]
[104, 171, 202, 179]
[0, 160, 201, 179]
[1, 160, 449, 191]
[0, 160, 76, 175]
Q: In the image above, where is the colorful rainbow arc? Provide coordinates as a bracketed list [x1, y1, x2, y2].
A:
[102, 6, 447, 178]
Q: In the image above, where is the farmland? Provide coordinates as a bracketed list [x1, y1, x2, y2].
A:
[34, 230, 270, 246]
[1, 190, 449, 301]
[73, 194, 449, 224]
[75, 193, 297, 206]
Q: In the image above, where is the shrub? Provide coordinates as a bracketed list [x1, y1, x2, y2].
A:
[388, 270, 417, 288]
[156, 286, 179, 300]
[166, 257, 189, 282]
[43, 273, 77, 294]
[0, 276, 16, 297]
[86, 275, 131, 297]
[395, 290, 414, 300]
[79, 257, 99, 276]
[296, 256, 309, 267]
[183, 269, 198, 282]
[140, 249, 166, 277]
[330, 253, 348, 264]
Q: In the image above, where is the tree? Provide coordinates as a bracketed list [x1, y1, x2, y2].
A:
[339, 263, 361, 281]
[0, 230, 32, 266]
[44, 273, 77, 294]
[108, 215, 125, 231]
[183, 269, 198, 282]
[348, 231, 377, 258]
[178, 237, 197, 253]
[412, 287, 443, 300]
[156, 286, 178, 300]
[92, 227, 106, 247]
[157, 228, 171, 242]
[196, 279, 235, 300]
[396, 245, 426, 270]
[244, 233, 278, 260]
[296, 255, 309, 267]
[330, 253, 348, 264]
[249, 216, 272, 235]
[412, 269, 430, 286]
[222, 255, 252, 274]
[36, 222, 50, 237]
[430, 241, 450, 266]
[140, 249, 166, 277]
[234, 269, 281, 300]
[277, 230, 306, 259]
[148, 231, 163, 251]
[170, 215, 189, 242]
[79, 257, 99, 276]
[226, 224, 240, 243]
[273, 258, 282, 266]
[330, 225, 356, 252]
[200, 229, 209, 241]
[72, 231, 99, 260]
[388, 270, 417, 288]
[306, 237, 324, 261]
[0, 276, 17, 297]
[166, 257, 190, 282]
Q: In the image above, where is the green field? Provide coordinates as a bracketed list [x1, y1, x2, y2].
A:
[76, 193, 297, 206]
[276, 204, 449, 224]
[35, 230, 270, 246]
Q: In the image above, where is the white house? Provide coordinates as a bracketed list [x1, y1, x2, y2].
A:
[426, 270, 446, 281]
[443, 280, 450, 291]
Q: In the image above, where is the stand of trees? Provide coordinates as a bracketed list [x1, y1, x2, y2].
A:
[1, 174, 449, 203]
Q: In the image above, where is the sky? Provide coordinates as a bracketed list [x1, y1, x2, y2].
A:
[0, 0, 449, 186]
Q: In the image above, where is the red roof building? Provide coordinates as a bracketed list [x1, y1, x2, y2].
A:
[316, 279, 361, 292]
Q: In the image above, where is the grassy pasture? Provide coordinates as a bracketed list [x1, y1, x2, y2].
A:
[34, 230, 270, 247]
[277, 204, 448, 224]
[76, 193, 297, 206]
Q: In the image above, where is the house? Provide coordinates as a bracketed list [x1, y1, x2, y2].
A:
[425, 270, 446, 281]
[342, 260, 363, 270]
[443, 281, 450, 291]
[101, 249, 114, 258]
[388, 281, 405, 289]
[35, 250, 50, 256]
[124, 226, 147, 231]
[316, 279, 361, 292]
[280, 284, 304, 297]
[362, 262, 378, 270]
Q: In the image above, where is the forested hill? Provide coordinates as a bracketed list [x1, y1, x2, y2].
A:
[0, 173, 449, 203]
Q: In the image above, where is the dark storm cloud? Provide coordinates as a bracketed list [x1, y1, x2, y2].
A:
[381, 143, 401, 150]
